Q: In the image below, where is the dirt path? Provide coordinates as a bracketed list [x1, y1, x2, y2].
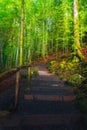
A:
[0, 65, 84, 130]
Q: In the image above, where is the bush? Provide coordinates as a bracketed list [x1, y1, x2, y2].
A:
[67, 74, 85, 86]
[83, 69, 87, 77]
[31, 68, 39, 77]
[59, 60, 66, 69]
[83, 84, 87, 92]
[55, 67, 60, 75]
[55, 61, 74, 76]
[48, 60, 56, 73]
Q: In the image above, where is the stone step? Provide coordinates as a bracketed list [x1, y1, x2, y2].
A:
[30, 86, 72, 90]
[31, 80, 63, 85]
[24, 94, 76, 102]
[28, 89, 74, 96]
[31, 78, 61, 82]
[1, 114, 82, 127]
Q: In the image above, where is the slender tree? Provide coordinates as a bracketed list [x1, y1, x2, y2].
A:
[15, 0, 25, 108]
[20, 0, 25, 66]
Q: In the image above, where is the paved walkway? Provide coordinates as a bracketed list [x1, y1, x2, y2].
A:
[0, 65, 84, 130]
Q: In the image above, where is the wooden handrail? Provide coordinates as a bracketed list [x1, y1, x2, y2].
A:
[0, 65, 31, 109]
[0, 65, 31, 82]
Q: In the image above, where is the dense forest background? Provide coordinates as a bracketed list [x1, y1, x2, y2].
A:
[1, 0, 87, 122]
[0, 0, 87, 71]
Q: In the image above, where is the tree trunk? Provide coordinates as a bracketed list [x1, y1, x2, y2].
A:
[15, 0, 25, 108]
[15, 71, 20, 108]
[16, 25, 20, 67]
[20, 0, 25, 66]
[74, 0, 84, 60]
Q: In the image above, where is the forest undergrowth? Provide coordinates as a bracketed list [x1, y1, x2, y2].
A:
[47, 52, 87, 124]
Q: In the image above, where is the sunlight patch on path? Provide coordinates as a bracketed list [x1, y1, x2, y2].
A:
[38, 70, 52, 76]
[51, 84, 59, 87]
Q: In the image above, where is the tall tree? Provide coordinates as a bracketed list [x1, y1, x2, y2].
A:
[73, 0, 84, 60]
[20, 0, 25, 66]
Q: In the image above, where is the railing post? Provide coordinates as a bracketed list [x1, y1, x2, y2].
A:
[15, 70, 20, 108]
[28, 66, 31, 80]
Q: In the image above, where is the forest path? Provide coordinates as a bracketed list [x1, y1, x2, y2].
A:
[0, 65, 83, 130]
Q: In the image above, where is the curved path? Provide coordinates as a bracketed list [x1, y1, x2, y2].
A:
[0, 65, 83, 130]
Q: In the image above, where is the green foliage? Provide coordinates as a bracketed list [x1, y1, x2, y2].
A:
[83, 84, 87, 92]
[67, 74, 85, 86]
[76, 98, 87, 113]
[66, 62, 73, 70]
[31, 68, 39, 77]
[72, 44, 80, 51]
[59, 60, 66, 69]
[80, 62, 87, 77]
[0, 0, 87, 72]
[56, 60, 74, 76]
[83, 69, 87, 77]
[71, 56, 80, 63]
[48, 60, 56, 73]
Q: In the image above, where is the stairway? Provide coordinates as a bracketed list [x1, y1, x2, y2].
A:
[0, 66, 83, 130]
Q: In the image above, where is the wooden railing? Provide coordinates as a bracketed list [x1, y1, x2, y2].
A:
[0, 65, 31, 82]
[0, 65, 31, 109]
